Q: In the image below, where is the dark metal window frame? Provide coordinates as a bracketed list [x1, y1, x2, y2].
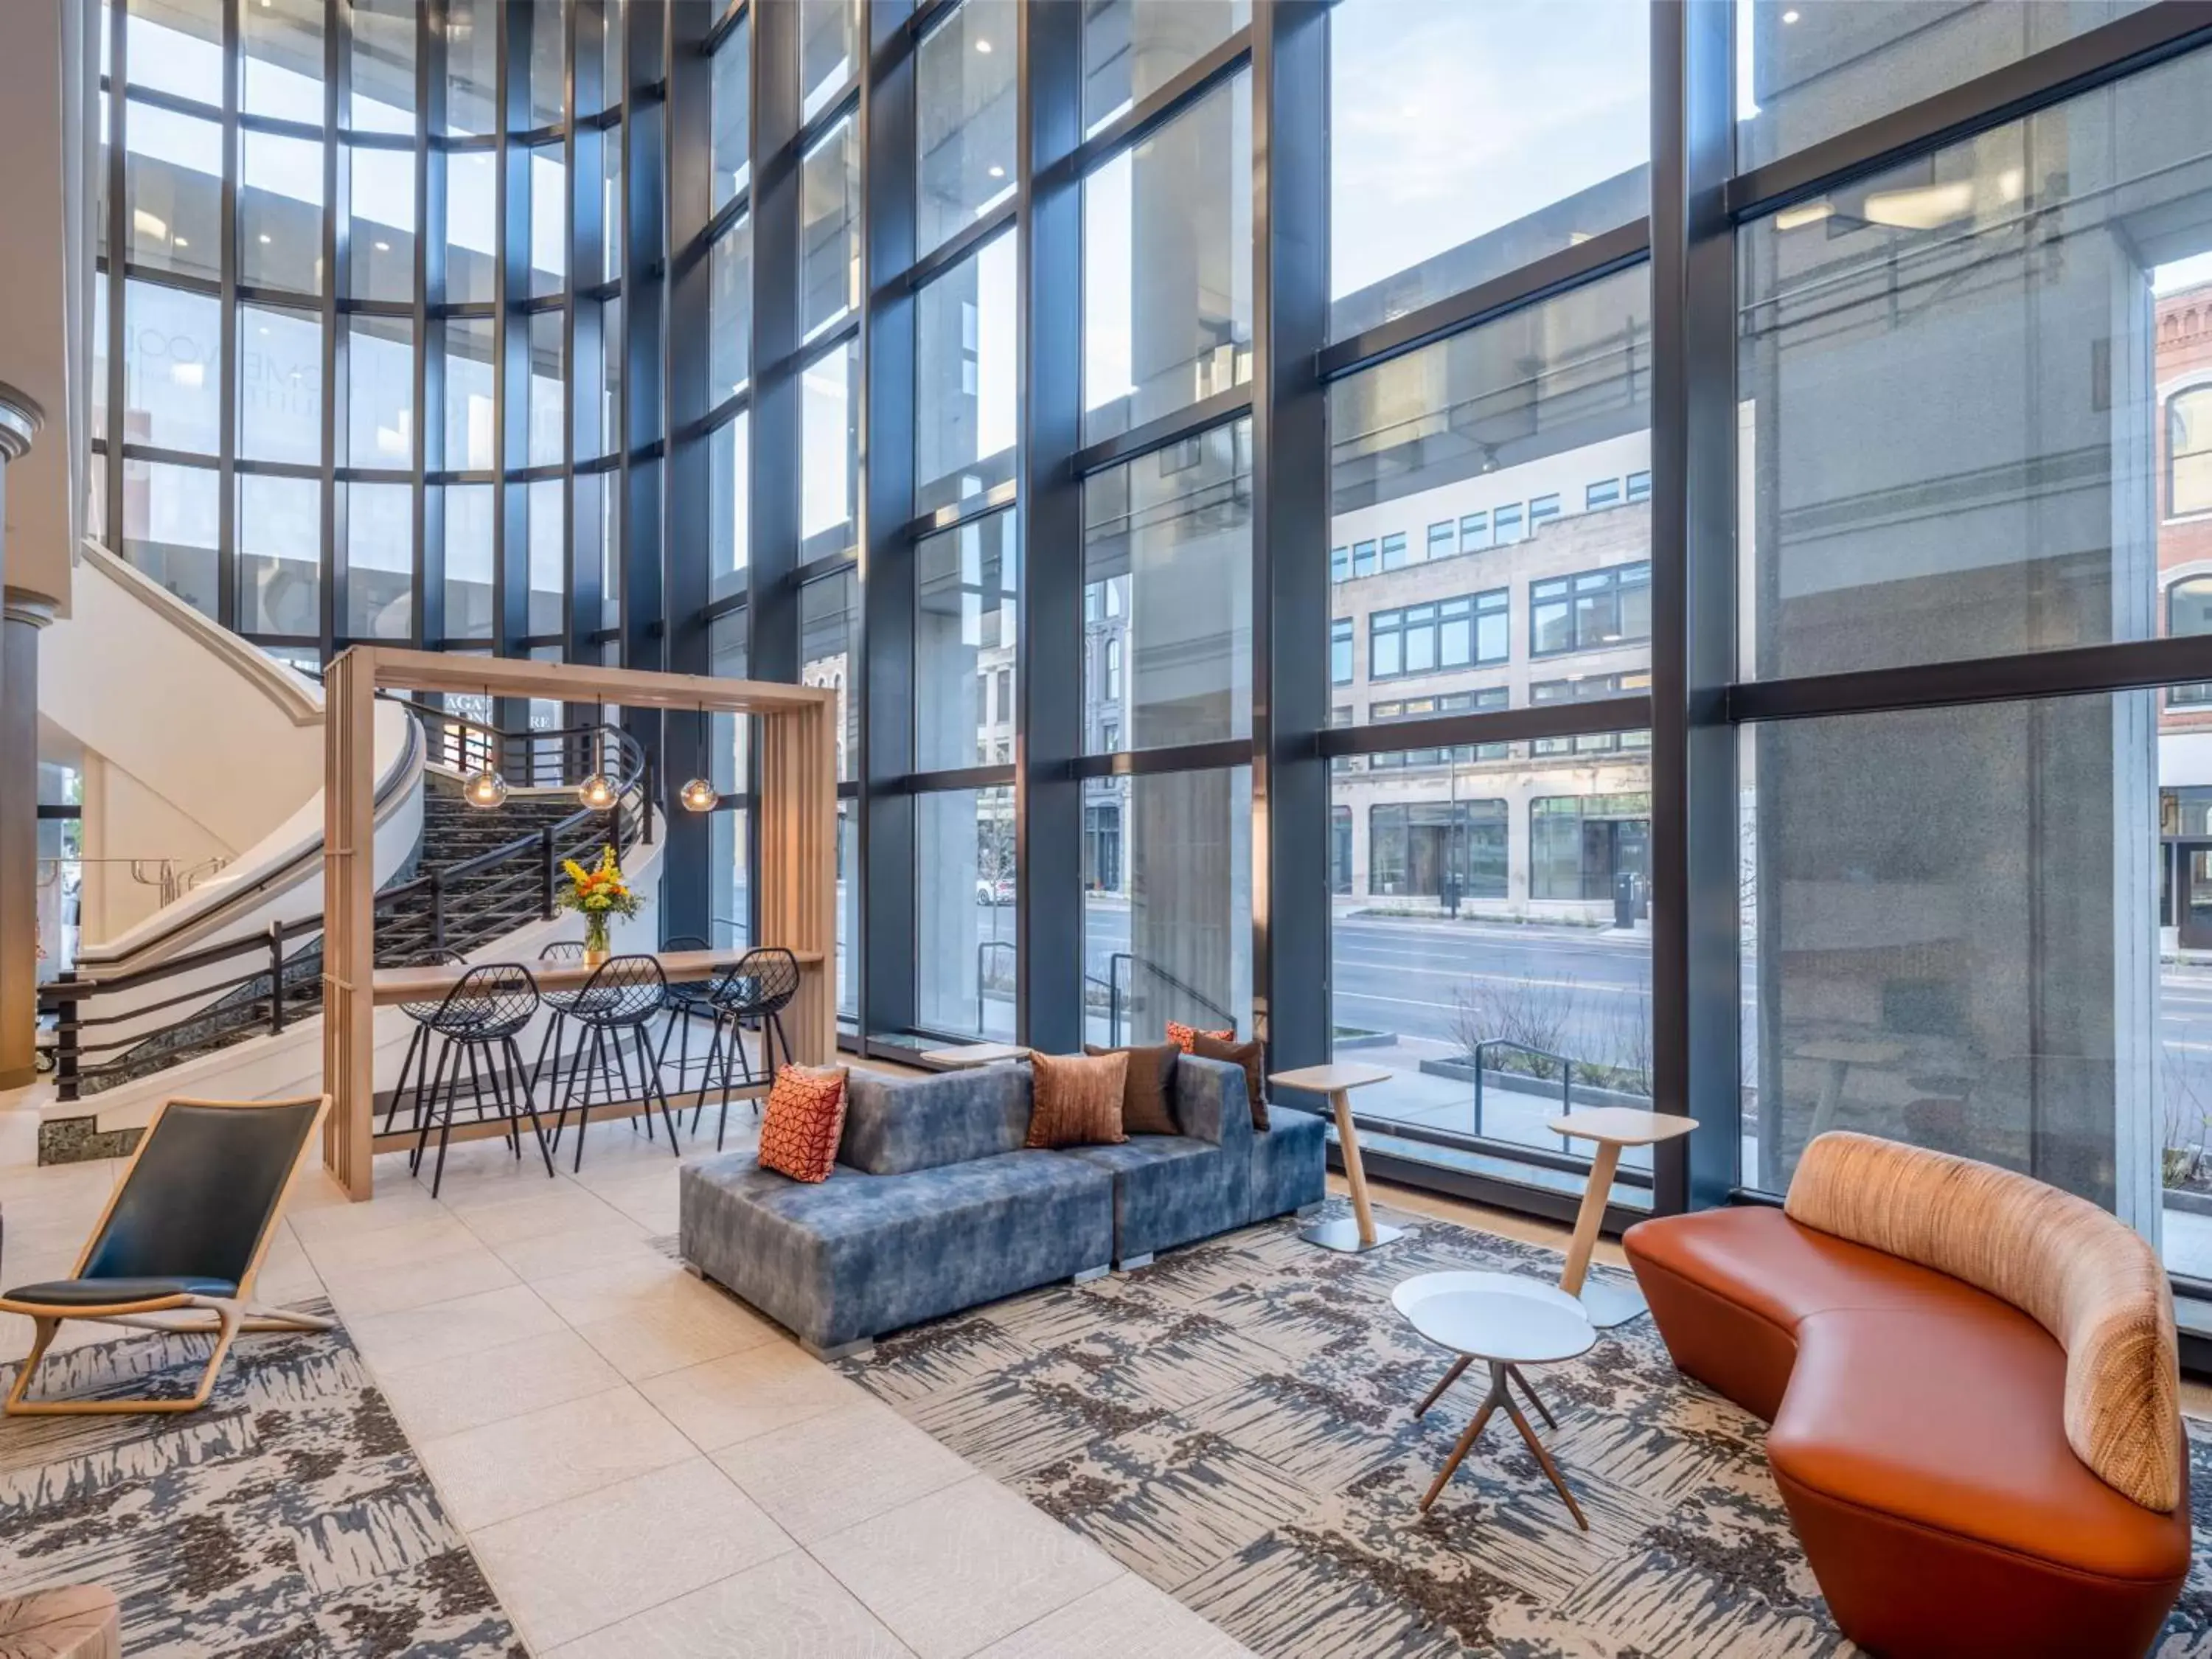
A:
[97, 0, 2212, 1301]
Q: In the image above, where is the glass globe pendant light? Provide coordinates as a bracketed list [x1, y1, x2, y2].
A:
[577, 705, 617, 810]
[678, 698, 719, 813]
[462, 681, 507, 808]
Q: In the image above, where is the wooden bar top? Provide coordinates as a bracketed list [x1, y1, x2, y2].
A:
[372, 947, 826, 1006]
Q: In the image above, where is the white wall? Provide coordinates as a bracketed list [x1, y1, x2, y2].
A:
[42, 543, 323, 864]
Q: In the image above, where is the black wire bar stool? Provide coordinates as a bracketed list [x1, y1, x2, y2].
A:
[383, 949, 469, 1137]
[658, 933, 718, 1096]
[529, 939, 588, 1101]
[409, 964, 556, 1198]
[550, 955, 681, 1170]
[693, 948, 804, 1152]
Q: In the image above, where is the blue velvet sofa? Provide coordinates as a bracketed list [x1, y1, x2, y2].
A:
[678, 1053, 1326, 1356]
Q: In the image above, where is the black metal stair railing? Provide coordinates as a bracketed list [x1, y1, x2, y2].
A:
[38, 697, 656, 1102]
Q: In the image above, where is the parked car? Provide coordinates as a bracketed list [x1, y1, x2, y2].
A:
[975, 877, 1015, 906]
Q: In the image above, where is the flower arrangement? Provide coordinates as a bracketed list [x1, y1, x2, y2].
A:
[557, 845, 641, 962]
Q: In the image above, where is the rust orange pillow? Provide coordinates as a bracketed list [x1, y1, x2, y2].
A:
[1026, 1050, 1129, 1149]
[1164, 1020, 1235, 1054]
[757, 1064, 851, 1183]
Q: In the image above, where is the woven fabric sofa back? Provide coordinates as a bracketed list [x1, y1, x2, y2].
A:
[1785, 1129, 2180, 1512]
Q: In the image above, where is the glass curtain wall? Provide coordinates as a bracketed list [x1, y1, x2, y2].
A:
[94, 0, 636, 664]
[91, 0, 2212, 1307]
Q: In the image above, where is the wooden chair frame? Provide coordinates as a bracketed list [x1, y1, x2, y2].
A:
[0, 1094, 335, 1416]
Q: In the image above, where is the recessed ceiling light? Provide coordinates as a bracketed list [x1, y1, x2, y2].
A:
[1782, 7, 1800, 18]
[173, 236, 189, 248]
[259, 232, 272, 243]
[987, 165, 1004, 179]
[975, 38, 992, 53]
[375, 240, 390, 251]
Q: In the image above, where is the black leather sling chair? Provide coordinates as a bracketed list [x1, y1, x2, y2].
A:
[1, 1094, 332, 1416]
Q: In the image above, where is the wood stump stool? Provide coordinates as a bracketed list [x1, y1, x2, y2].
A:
[0, 1587, 122, 1659]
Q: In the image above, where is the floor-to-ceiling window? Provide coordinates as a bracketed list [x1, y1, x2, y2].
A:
[88, 0, 2212, 1320]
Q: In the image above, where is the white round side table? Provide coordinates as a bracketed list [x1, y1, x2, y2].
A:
[1392, 1270, 1596, 1526]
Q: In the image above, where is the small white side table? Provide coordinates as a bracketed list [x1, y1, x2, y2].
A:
[1270, 1062, 1402, 1253]
[1548, 1106, 1697, 1328]
[919, 1043, 1030, 1069]
[1393, 1270, 1596, 1525]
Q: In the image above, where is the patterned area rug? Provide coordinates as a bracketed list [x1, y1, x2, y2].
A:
[0, 1301, 524, 1658]
[843, 1199, 2212, 1658]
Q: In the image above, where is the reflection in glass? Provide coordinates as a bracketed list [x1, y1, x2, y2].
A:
[349, 147, 416, 301]
[123, 282, 220, 455]
[529, 0, 566, 127]
[529, 310, 566, 469]
[349, 317, 414, 468]
[1735, 0, 2149, 170]
[445, 150, 498, 305]
[801, 568, 859, 782]
[800, 118, 860, 342]
[237, 305, 323, 465]
[529, 479, 565, 636]
[1082, 418, 1253, 749]
[1739, 49, 2212, 681]
[444, 318, 495, 472]
[446, 0, 499, 136]
[712, 13, 751, 209]
[347, 482, 413, 640]
[122, 460, 220, 619]
[917, 512, 1019, 772]
[918, 789, 1018, 1040]
[443, 487, 494, 641]
[125, 0, 222, 108]
[1742, 693, 2154, 1220]
[1082, 768, 1252, 1046]
[349, 0, 417, 134]
[531, 149, 567, 299]
[712, 411, 751, 605]
[915, 233, 1016, 517]
[125, 104, 221, 282]
[1079, 0, 1248, 138]
[917, 0, 1018, 257]
[1329, 262, 1652, 726]
[241, 0, 324, 125]
[1082, 75, 1251, 443]
[238, 475, 322, 636]
[801, 341, 858, 562]
[240, 130, 325, 293]
[1329, 0, 1647, 337]
[801, 0, 860, 123]
[710, 217, 752, 403]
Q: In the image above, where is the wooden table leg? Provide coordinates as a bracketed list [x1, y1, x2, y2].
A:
[1500, 1387, 1587, 1531]
[1420, 1363, 1506, 1512]
[1333, 1088, 1379, 1248]
[1560, 1137, 1621, 1298]
[1414, 1354, 1470, 1419]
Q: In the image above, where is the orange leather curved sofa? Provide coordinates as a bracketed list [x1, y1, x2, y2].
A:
[1624, 1132, 2189, 1659]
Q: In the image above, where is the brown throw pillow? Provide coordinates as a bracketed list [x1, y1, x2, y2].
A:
[1084, 1042, 1180, 1136]
[1192, 1032, 1269, 1133]
[1026, 1050, 1130, 1149]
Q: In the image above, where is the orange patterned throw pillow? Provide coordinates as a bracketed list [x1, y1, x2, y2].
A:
[757, 1064, 851, 1183]
[1025, 1050, 1130, 1149]
[1164, 1020, 1235, 1055]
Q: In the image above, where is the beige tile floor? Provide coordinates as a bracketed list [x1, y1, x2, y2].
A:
[2, 1092, 2205, 1655]
[0, 1104, 1254, 1658]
